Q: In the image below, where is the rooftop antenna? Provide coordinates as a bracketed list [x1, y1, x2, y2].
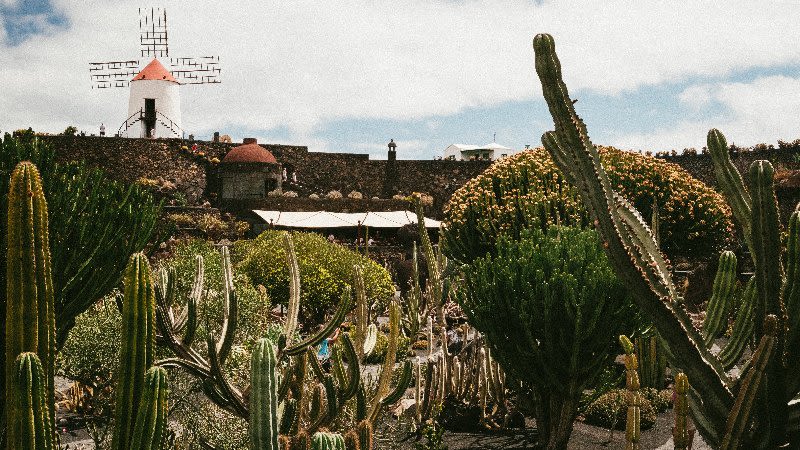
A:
[493, 132, 496, 142]
[89, 7, 222, 89]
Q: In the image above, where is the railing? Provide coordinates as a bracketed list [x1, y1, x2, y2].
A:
[116, 108, 184, 138]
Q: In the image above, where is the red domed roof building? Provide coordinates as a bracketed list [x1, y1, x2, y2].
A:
[220, 138, 282, 199]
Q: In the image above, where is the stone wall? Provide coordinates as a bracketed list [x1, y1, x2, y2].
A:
[37, 134, 800, 221]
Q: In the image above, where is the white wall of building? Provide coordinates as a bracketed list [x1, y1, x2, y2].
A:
[124, 79, 182, 138]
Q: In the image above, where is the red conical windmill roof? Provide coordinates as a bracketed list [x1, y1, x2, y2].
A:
[132, 58, 178, 83]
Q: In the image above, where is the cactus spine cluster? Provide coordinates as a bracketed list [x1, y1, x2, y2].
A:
[672, 372, 692, 450]
[533, 33, 800, 447]
[112, 253, 158, 450]
[619, 336, 640, 450]
[5, 161, 56, 449]
[11, 352, 54, 450]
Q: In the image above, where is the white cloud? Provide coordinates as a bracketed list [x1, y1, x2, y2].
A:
[678, 84, 713, 112]
[612, 75, 800, 152]
[1, 0, 800, 145]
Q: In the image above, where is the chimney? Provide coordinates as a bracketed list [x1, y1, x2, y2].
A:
[243, 137, 257, 145]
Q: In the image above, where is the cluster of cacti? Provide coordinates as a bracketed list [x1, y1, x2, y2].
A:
[672, 372, 692, 450]
[401, 198, 448, 335]
[414, 325, 508, 430]
[534, 33, 800, 447]
[4, 162, 56, 449]
[2, 162, 164, 450]
[156, 233, 412, 448]
[619, 336, 641, 450]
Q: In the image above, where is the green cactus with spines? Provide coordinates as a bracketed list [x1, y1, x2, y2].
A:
[311, 431, 346, 450]
[5, 161, 56, 447]
[111, 252, 156, 450]
[673, 372, 692, 450]
[250, 338, 280, 450]
[10, 352, 54, 450]
[620, 336, 640, 450]
[533, 33, 800, 447]
[634, 334, 666, 389]
[129, 366, 169, 450]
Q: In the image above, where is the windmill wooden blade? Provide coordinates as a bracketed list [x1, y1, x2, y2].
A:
[89, 60, 140, 89]
[140, 7, 169, 58]
[169, 56, 221, 85]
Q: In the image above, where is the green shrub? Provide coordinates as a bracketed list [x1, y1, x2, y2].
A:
[443, 146, 733, 263]
[236, 230, 394, 322]
[581, 389, 657, 430]
[456, 226, 639, 448]
[641, 387, 672, 414]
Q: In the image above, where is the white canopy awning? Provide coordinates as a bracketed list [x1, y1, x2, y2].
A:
[252, 210, 441, 229]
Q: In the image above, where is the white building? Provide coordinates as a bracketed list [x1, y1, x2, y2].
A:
[122, 58, 183, 138]
[443, 142, 520, 161]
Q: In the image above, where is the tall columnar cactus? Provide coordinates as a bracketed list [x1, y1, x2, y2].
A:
[10, 352, 54, 450]
[112, 253, 156, 450]
[356, 420, 372, 450]
[620, 336, 640, 450]
[673, 372, 692, 450]
[634, 334, 666, 390]
[5, 161, 56, 447]
[128, 367, 169, 450]
[533, 33, 800, 447]
[251, 338, 280, 450]
[311, 432, 346, 450]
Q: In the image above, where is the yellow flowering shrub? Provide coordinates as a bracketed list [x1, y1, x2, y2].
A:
[443, 147, 733, 263]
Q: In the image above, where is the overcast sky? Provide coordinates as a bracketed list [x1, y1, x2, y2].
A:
[1, 1, 799, 159]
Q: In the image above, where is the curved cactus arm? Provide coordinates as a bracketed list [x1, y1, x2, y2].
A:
[336, 333, 361, 401]
[307, 347, 326, 381]
[157, 357, 212, 380]
[215, 247, 238, 366]
[279, 398, 297, 436]
[353, 264, 369, 363]
[703, 251, 738, 347]
[207, 333, 248, 418]
[718, 278, 756, 370]
[182, 256, 203, 346]
[129, 367, 169, 450]
[367, 300, 400, 423]
[283, 287, 352, 357]
[533, 33, 734, 444]
[362, 324, 378, 358]
[719, 316, 779, 450]
[283, 233, 301, 346]
[708, 129, 753, 255]
[379, 360, 413, 408]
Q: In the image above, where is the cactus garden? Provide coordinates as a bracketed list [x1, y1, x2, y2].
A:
[6, 17, 800, 450]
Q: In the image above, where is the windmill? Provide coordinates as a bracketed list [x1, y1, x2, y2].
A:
[89, 8, 221, 138]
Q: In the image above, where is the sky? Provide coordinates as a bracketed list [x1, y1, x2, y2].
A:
[1, 1, 799, 160]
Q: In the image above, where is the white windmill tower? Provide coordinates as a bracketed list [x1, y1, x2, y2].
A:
[89, 8, 221, 139]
